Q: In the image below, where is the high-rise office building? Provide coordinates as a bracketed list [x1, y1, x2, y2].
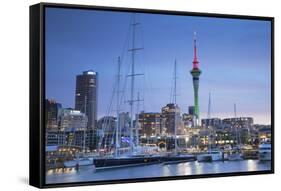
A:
[188, 106, 195, 115]
[75, 70, 98, 129]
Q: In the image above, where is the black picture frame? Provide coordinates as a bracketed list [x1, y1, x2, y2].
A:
[30, 2, 274, 188]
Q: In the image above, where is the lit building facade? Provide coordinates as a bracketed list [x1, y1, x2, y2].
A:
[138, 112, 162, 137]
[161, 103, 181, 135]
[46, 129, 98, 150]
[222, 117, 254, 129]
[182, 113, 194, 128]
[201, 118, 222, 128]
[60, 108, 88, 131]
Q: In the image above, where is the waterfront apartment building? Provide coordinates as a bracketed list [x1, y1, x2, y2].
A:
[45, 99, 62, 130]
[46, 130, 65, 146]
[255, 125, 271, 142]
[138, 112, 162, 137]
[75, 70, 98, 129]
[46, 129, 98, 150]
[201, 118, 222, 128]
[60, 108, 88, 131]
[222, 117, 254, 129]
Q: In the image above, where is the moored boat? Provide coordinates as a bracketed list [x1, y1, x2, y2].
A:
[227, 149, 243, 161]
[197, 150, 223, 162]
[93, 155, 163, 169]
[258, 143, 271, 161]
[162, 154, 196, 164]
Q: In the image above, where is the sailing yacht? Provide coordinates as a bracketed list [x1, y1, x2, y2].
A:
[258, 142, 271, 161]
[93, 14, 164, 170]
[162, 60, 196, 165]
[228, 149, 243, 161]
[197, 93, 223, 162]
[93, 14, 196, 170]
[227, 104, 243, 161]
[62, 96, 95, 168]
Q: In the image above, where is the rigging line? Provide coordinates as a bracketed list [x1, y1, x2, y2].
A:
[116, 14, 143, 148]
[113, 15, 132, 116]
[118, 16, 136, 113]
[118, 15, 133, 71]
[173, 60, 178, 105]
[208, 92, 211, 120]
[119, 57, 130, 112]
[169, 61, 175, 104]
[98, 77, 118, 151]
[138, 15, 146, 112]
[111, 54, 130, 151]
[104, 86, 118, 151]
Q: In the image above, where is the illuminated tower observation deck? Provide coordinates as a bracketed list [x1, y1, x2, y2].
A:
[190, 32, 202, 126]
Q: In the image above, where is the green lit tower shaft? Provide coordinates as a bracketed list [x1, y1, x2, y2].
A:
[190, 32, 201, 126]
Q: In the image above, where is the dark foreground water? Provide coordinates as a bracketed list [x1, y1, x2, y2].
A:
[46, 160, 271, 184]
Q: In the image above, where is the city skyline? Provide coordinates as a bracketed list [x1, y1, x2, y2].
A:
[45, 7, 271, 125]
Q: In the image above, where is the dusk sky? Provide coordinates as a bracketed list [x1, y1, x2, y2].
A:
[45, 7, 271, 125]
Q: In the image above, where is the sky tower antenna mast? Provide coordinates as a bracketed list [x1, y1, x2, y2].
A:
[190, 31, 202, 127]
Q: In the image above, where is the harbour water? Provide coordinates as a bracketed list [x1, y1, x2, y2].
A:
[46, 160, 271, 184]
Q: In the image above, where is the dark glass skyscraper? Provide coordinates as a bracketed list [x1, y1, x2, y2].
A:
[188, 106, 195, 115]
[45, 99, 62, 130]
[75, 70, 98, 129]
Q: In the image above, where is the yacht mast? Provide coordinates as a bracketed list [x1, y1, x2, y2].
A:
[174, 59, 178, 153]
[128, 14, 143, 153]
[207, 92, 211, 125]
[115, 57, 121, 158]
[207, 93, 212, 150]
[83, 95, 87, 153]
[234, 103, 237, 118]
[135, 92, 141, 147]
[234, 103, 240, 145]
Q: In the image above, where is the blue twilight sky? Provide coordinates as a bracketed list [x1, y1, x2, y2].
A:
[45, 7, 271, 125]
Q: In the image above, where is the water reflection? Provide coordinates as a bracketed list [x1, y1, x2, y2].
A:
[46, 160, 271, 184]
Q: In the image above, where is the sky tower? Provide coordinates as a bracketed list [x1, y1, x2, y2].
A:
[190, 32, 202, 127]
